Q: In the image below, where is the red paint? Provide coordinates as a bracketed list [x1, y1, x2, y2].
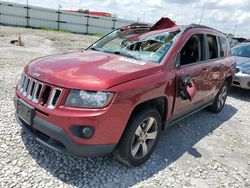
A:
[16, 24, 235, 146]
[150, 17, 177, 31]
[187, 80, 196, 101]
[64, 10, 112, 17]
[25, 51, 160, 91]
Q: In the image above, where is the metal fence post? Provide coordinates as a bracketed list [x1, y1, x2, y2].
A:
[0, 2, 138, 35]
[112, 18, 117, 30]
[56, 10, 61, 30]
[0, 2, 2, 25]
[24, 5, 30, 27]
[85, 15, 90, 34]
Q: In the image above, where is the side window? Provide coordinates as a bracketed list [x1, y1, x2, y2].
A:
[180, 35, 205, 65]
[219, 37, 229, 57]
[207, 35, 219, 59]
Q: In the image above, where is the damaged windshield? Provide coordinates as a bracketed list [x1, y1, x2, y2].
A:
[88, 28, 181, 63]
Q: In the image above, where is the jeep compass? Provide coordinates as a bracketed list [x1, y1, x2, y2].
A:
[14, 18, 235, 166]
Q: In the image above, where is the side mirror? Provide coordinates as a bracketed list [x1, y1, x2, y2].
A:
[186, 84, 196, 100]
[176, 52, 181, 68]
[181, 75, 191, 87]
[179, 75, 196, 101]
[121, 40, 128, 48]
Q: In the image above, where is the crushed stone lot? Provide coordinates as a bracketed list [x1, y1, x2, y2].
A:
[0, 25, 250, 188]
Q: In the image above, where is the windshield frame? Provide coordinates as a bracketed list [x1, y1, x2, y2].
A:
[86, 27, 182, 64]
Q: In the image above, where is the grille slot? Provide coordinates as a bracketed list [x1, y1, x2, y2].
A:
[41, 86, 51, 106]
[18, 74, 25, 90]
[19, 74, 26, 93]
[22, 76, 30, 96]
[48, 89, 62, 109]
[32, 82, 43, 103]
[18, 73, 62, 109]
[27, 80, 36, 100]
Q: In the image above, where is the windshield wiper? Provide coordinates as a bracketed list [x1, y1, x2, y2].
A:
[113, 51, 139, 60]
[89, 47, 100, 51]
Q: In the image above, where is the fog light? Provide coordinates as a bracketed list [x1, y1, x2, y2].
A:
[81, 126, 94, 138]
[70, 126, 95, 139]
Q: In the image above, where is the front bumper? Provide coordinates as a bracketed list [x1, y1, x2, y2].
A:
[15, 113, 116, 156]
[233, 72, 250, 89]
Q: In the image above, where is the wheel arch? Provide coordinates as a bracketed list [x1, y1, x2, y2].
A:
[113, 97, 168, 166]
[128, 96, 168, 131]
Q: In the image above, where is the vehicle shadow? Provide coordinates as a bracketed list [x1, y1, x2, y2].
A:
[228, 86, 250, 102]
[21, 104, 237, 188]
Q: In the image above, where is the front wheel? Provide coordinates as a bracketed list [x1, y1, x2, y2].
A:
[208, 82, 229, 113]
[113, 108, 162, 167]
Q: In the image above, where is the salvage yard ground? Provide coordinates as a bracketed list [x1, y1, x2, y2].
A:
[0, 26, 250, 188]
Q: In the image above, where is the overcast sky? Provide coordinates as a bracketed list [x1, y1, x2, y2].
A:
[8, 0, 250, 38]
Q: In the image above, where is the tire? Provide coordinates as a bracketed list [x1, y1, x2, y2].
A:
[208, 81, 229, 113]
[113, 108, 162, 167]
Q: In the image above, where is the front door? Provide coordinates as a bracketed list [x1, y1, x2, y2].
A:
[173, 34, 212, 118]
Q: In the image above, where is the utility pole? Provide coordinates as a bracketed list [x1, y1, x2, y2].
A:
[199, 6, 205, 24]
[233, 20, 238, 37]
[137, 17, 140, 23]
[142, 12, 146, 22]
[230, 19, 239, 46]
[58, 4, 62, 11]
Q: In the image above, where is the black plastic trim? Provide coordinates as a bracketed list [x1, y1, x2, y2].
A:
[15, 113, 116, 156]
[165, 100, 214, 129]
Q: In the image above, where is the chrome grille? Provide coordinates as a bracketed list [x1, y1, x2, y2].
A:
[47, 88, 62, 109]
[18, 73, 62, 109]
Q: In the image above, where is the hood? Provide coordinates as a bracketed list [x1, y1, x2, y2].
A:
[233, 56, 250, 68]
[25, 51, 161, 90]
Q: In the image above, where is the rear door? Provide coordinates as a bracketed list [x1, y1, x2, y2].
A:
[208, 35, 229, 95]
[172, 32, 212, 118]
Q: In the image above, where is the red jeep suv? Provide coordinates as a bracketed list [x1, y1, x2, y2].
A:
[14, 18, 235, 166]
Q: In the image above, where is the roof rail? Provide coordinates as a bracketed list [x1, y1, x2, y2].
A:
[184, 23, 224, 34]
[120, 23, 151, 30]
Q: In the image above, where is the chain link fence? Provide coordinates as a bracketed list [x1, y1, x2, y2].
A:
[0, 1, 141, 35]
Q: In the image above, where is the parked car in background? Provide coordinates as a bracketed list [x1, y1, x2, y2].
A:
[14, 18, 235, 166]
[231, 43, 250, 89]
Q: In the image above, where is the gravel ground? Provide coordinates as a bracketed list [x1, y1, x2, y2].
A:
[0, 25, 250, 188]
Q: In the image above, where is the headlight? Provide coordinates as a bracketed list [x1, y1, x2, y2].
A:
[65, 90, 114, 108]
[242, 68, 250, 75]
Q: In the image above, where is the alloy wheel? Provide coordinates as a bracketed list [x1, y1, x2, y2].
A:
[131, 117, 158, 160]
[217, 84, 228, 109]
